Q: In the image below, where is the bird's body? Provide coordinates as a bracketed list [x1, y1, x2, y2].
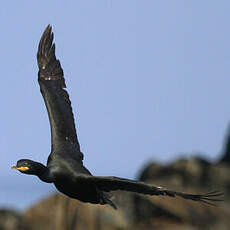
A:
[12, 25, 223, 209]
[47, 154, 110, 206]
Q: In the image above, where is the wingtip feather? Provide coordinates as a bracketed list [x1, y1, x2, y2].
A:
[188, 190, 224, 206]
[37, 25, 65, 87]
[37, 25, 55, 64]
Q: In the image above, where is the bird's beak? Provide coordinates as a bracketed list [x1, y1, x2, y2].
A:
[11, 166, 29, 171]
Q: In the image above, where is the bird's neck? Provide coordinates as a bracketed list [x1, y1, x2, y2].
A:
[35, 162, 53, 183]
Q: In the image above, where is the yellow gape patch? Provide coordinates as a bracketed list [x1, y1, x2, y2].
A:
[11, 166, 29, 171]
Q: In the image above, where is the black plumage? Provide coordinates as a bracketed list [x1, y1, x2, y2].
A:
[12, 25, 223, 209]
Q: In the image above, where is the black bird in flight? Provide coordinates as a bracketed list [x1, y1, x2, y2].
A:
[12, 25, 223, 209]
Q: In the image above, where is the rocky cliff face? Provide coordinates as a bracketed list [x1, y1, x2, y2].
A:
[132, 157, 229, 230]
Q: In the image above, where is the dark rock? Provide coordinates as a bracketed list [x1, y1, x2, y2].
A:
[220, 125, 230, 164]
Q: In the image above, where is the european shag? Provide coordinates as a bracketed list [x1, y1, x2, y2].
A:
[12, 25, 223, 209]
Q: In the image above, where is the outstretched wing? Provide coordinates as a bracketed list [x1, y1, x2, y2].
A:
[37, 25, 82, 159]
[78, 175, 223, 206]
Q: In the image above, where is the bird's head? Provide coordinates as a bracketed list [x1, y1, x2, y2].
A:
[12, 159, 52, 183]
[11, 159, 40, 175]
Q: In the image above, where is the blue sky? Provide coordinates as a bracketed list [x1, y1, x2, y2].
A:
[1, 1, 230, 209]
